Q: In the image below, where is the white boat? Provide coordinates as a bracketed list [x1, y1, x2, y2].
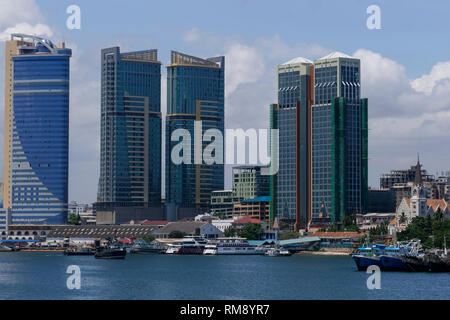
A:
[264, 248, 292, 257]
[203, 244, 217, 255]
[165, 238, 206, 255]
[214, 237, 265, 255]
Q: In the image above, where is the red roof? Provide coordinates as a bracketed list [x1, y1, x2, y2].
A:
[141, 220, 168, 226]
[232, 216, 263, 225]
[313, 232, 365, 239]
[122, 219, 168, 226]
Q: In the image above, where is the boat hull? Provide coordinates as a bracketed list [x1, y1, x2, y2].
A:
[379, 255, 408, 271]
[352, 255, 381, 271]
[95, 249, 126, 259]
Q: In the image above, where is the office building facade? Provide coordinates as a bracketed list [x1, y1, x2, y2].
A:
[6, 34, 71, 224]
[98, 47, 162, 208]
[166, 51, 225, 209]
[232, 165, 270, 201]
[311, 52, 368, 222]
[270, 58, 313, 230]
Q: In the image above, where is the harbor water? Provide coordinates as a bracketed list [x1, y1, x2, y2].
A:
[0, 252, 448, 300]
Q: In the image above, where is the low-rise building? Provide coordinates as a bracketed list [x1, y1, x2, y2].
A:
[233, 196, 270, 223]
[313, 231, 366, 248]
[154, 221, 223, 239]
[356, 213, 396, 231]
[210, 190, 233, 219]
[231, 216, 267, 231]
[396, 198, 450, 227]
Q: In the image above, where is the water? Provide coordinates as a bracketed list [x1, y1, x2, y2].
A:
[0, 252, 448, 300]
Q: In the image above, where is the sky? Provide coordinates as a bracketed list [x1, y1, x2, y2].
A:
[0, 0, 450, 204]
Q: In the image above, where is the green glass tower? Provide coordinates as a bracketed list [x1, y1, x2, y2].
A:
[311, 52, 368, 222]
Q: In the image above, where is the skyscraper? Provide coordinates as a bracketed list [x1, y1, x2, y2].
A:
[98, 47, 162, 208]
[270, 58, 314, 230]
[3, 36, 33, 210]
[5, 34, 71, 224]
[311, 52, 368, 222]
[166, 51, 225, 209]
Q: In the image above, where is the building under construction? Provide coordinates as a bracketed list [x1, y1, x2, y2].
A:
[380, 161, 434, 189]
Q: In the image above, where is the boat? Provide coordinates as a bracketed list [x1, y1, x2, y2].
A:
[130, 241, 165, 254]
[427, 237, 450, 272]
[351, 243, 384, 271]
[203, 244, 217, 255]
[377, 241, 419, 271]
[215, 237, 265, 255]
[264, 248, 292, 257]
[0, 245, 13, 252]
[165, 237, 207, 255]
[64, 246, 95, 256]
[94, 243, 127, 259]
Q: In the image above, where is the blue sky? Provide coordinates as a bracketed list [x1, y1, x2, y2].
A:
[1, 0, 450, 203]
[37, 0, 450, 78]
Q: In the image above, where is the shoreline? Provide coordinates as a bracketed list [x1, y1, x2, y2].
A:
[297, 250, 353, 256]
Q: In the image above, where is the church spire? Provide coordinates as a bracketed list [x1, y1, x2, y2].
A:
[415, 154, 423, 186]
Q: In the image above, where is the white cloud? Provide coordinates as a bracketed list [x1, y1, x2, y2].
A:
[183, 27, 200, 43]
[411, 61, 450, 95]
[225, 43, 266, 97]
[0, 0, 43, 28]
[352, 48, 450, 186]
[0, 22, 53, 41]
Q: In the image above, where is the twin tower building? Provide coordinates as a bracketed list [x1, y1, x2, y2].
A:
[2, 34, 367, 228]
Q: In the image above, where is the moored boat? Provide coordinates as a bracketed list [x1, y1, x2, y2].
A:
[130, 241, 165, 254]
[95, 244, 127, 259]
[352, 243, 384, 271]
[215, 237, 265, 255]
[165, 237, 206, 255]
[64, 246, 95, 256]
[264, 248, 292, 257]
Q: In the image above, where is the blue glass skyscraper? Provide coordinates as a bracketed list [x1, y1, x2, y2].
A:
[166, 51, 225, 209]
[9, 34, 71, 224]
[98, 47, 161, 208]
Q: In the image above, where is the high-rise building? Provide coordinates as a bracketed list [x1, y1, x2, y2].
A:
[311, 52, 368, 222]
[98, 47, 162, 208]
[3, 37, 34, 210]
[166, 51, 225, 209]
[5, 34, 71, 224]
[232, 165, 270, 201]
[270, 58, 314, 230]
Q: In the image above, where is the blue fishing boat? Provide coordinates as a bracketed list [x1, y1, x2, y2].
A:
[352, 243, 385, 271]
[379, 246, 408, 271]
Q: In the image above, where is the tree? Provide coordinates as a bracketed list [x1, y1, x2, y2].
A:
[68, 213, 80, 225]
[343, 214, 360, 232]
[224, 226, 237, 237]
[142, 235, 156, 243]
[280, 231, 300, 240]
[168, 230, 186, 238]
[238, 223, 264, 240]
[397, 215, 450, 249]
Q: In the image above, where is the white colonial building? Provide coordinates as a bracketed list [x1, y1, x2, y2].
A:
[395, 157, 450, 228]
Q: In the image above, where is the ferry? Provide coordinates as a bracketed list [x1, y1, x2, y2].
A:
[214, 237, 265, 255]
[165, 237, 207, 255]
